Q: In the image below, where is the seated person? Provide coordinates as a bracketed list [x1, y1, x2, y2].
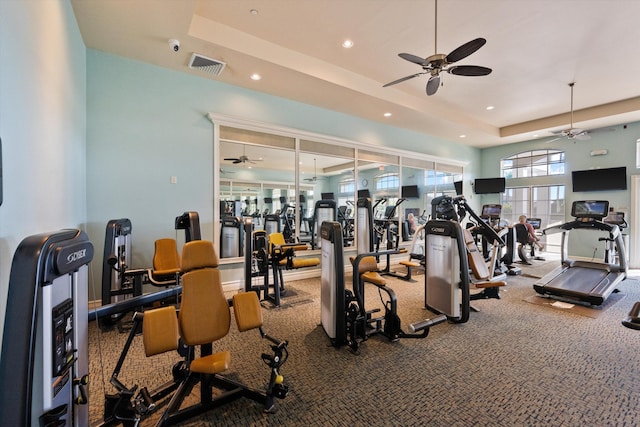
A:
[518, 215, 544, 251]
[407, 213, 418, 235]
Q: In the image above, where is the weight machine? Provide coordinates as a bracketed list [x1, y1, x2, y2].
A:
[0, 229, 93, 427]
[320, 221, 446, 352]
[424, 195, 507, 323]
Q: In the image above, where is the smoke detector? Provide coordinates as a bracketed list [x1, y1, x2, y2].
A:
[188, 53, 226, 76]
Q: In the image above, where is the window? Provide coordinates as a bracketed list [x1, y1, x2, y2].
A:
[375, 173, 399, 191]
[501, 149, 565, 178]
[501, 184, 565, 251]
[339, 179, 354, 194]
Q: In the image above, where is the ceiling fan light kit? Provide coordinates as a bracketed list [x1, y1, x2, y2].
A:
[382, 0, 492, 96]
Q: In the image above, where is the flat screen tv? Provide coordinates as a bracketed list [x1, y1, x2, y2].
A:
[263, 197, 273, 204]
[401, 185, 420, 198]
[474, 177, 506, 194]
[357, 189, 371, 198]
[571, 200, 609, 219]
[571, 167, 627, 192]
[454, 180, 463, 196]
[321, 192, 335, 200]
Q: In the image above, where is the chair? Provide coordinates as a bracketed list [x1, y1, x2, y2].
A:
[157, 240, 289, 425]
[462, 229, 507, 300]
[147, 238, 181, 286]
[266, 232, 320, 306]
[514, 223, 536, 264]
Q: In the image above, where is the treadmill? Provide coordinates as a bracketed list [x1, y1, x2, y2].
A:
[533, 200, 627, 306]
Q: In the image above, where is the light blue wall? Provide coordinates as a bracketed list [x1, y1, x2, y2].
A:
[481, 122, 640, 215]
[86, 50, 481, 283]
[481, 123, 640, 257]
[0, 0, 87, 341]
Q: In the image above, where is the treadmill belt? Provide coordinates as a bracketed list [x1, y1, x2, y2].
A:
[536, 265, 623, 305]
[545, 267, 609, 294]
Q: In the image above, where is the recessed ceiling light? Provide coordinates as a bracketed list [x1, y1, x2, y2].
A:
[342, 39, 354, 48]
[486, 105, 495, 110]
[250, 73, 261, 81]
[459, 134, 467, 138]
[250, 9, 259, 15]
[383, 112, 392, 117]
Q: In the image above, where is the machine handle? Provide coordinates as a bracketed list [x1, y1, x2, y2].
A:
[73, 375, 89, 405]
[408, 315, 448, 333]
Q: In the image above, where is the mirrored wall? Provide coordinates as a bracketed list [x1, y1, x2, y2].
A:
[211, 115, 464, 262]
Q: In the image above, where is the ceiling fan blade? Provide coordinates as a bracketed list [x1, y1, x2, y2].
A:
[445, 38, 487, 63]
[398, 53, 427, 65]
[448, 65, 492, 76]
[545, 137, 563, 144]
[233, 159, 242, 164]
[383, 73, 424, 87]
[426, 75, 441, 96]
[223, 157, 238, 161]
[574, 131, 591, 141]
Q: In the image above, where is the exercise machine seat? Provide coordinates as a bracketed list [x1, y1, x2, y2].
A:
[153, 238, 181, 277]
[269, 232, 320, 269]
[148, 238, 182, 287]
[142, 306, 179, 357]
[179, 240, 231, 375]
[351, 256, 386, 286]
[463, 229, 506, 288]
[233, 291, 264, 332]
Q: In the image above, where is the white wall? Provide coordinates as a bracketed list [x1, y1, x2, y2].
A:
[0, 0, 87, 343]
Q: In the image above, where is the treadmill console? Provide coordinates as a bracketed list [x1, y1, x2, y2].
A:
[480, 204, 502, 220]
[571, 200, 609, 220]
[526, 218, 542, 229]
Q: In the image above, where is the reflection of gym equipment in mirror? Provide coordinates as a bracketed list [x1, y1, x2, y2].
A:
[425, 195, 507, 323]
[244, 218, 320, 307]
[533, 200, 628, 306]
[320, 221, 446, 353]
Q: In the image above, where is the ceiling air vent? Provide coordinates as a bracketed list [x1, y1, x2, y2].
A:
[188, 53, 226, 76]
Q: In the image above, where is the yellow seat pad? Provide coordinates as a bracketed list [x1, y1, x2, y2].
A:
[190, 350, 231, 374]
[291, 257, 320, 268]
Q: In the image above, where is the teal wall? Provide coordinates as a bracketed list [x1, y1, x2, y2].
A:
[0, 0, 87, 342]
[86, 50, 481, 283]
[481, 123, 640, 257]
[481, 122, 639, 214]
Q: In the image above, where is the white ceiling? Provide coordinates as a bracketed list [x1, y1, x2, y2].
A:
[71, 0, 640, 148]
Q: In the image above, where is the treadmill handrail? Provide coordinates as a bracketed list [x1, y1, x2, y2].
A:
[543, 219, 619, 235]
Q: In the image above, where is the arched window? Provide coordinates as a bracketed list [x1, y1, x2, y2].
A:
[501, 149, 565, 178]
[375, 172, 399, 190]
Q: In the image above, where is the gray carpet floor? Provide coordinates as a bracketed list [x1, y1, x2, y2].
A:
[89, 258, 640, 426]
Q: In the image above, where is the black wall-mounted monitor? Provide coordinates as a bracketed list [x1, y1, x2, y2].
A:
[571, 200, 609, 219]
[571, 167, 627, 192]
[357, 189, 371, 198]
[264, 197, 273, 204]
[279, 196, 287, 203]
[474, 177, 506, 194]
[321, 192, 335, 200]
[401, 185, 420, 199]
[454, 180, 463, 196]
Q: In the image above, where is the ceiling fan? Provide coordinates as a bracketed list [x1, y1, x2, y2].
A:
[223, 145, 262, 164]
[546, 82, 593, 143]
[304, 158, 323, 182]
[382, 0, 492, 96]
